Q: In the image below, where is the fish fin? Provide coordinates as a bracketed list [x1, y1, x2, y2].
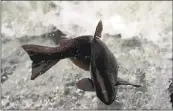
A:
[22, 44, 60, 80]
[31, 59, 59, 80]
[94, 20, 103, 38]
[76, 78, 95, 92]
[115, 77, 142, 87]
[22, 44, 55, 62]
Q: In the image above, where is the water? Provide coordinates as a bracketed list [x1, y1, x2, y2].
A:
[1, 1, 172, 110]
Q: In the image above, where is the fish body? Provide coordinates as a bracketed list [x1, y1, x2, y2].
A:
[90, 37, 118, 105]
[76, 20, 141, 105]
[90, 21, 118, 105]
[22, 20, 141, 105]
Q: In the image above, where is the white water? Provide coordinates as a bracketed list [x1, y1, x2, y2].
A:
[1, 1, 172, 110]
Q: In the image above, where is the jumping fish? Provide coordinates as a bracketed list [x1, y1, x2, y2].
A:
[22, 20, 141, 105]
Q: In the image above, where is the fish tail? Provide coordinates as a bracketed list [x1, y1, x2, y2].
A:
[21, 44, 60, 80]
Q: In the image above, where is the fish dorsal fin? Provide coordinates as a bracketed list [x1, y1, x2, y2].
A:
[94, 20, 103, 38]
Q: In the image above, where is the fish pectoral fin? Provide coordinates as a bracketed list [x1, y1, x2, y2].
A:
[115, 77, 142, 87]
[76, 78, 95, 92]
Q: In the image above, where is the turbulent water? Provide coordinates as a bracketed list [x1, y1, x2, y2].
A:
[1, 1, 172, 110]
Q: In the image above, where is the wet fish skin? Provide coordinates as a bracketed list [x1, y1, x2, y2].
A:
[89, 20, 141, 105]
[22, 20, 142, 105]
[22, 35, 93, 80]
[59, 37, 91, 71]
[91, 37, 118, 105]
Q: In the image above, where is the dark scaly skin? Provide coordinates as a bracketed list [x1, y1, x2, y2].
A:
[23, 35, 93, 60]
[22, 20, 141, 105]
[90, 20, 118, 105]
[90, 20, 141, 105]
[64, 20, 103, 71]
[22, 35, 93, 80]
[22, 21, 102, 80]
[59, 36, 92, 71]
[91, 37, 118, 105]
